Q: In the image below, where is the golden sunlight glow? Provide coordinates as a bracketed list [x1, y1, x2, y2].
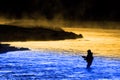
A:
[3, 28, 120, 58]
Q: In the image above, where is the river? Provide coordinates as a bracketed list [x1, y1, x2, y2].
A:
[1, 27, 120, 79]
[0, 51, 120, 80]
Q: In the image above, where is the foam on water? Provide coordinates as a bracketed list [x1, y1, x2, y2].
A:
[0, 51, 120, 80]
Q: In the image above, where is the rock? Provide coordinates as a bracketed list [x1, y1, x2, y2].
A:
[0, 43, 29, 53]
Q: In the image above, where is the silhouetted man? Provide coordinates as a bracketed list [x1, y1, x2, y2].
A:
[82, 49, 94, 68]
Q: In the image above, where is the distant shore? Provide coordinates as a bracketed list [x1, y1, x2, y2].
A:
[0, 24, 83, 42]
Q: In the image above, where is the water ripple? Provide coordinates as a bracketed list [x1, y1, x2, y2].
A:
[0, 51, 120, 80]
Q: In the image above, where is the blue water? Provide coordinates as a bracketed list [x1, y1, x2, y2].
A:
[0, 51, 120, 80]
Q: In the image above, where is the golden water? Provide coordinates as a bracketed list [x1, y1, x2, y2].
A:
[63, 28, 120, 57]
[3, 28, 120, 58]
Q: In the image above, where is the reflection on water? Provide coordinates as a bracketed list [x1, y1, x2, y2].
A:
[3, 28, 120, 58]
[63, 28, 120, 58]
[63, 28, 120, 57]
[0, 51, 120, 79]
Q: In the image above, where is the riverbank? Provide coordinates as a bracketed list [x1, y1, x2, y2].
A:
[0, 43, 29, 53]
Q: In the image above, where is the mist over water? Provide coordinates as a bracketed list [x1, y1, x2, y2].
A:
[4, 27, 120, 58]
[64, 28, 120, 57]
[1, 15, 120, 57]
[0, 17, 120, 29]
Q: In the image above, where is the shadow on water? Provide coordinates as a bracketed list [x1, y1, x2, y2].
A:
[0, 51, 120, 80]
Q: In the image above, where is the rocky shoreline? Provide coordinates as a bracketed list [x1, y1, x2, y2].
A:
[0, 43, 29, 53]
